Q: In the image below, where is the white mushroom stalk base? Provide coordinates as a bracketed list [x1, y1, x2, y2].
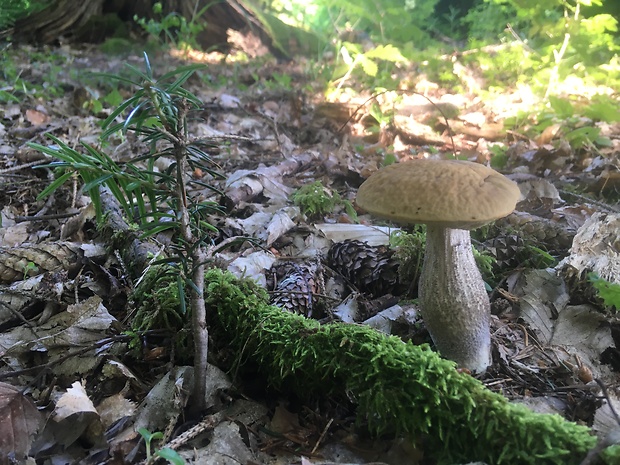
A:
[418, 225, 491, 373]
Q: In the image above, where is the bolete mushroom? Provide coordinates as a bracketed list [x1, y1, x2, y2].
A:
[355, 159, 520, 373]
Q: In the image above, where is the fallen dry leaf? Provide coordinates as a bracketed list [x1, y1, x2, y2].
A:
[0, 382, 44, 461]
[52, 380, 100, 447]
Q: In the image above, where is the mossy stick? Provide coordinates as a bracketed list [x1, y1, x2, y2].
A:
[205, 269, 597, 465]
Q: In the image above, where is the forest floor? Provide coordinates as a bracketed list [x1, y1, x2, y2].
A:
[0, 43, 619, 464]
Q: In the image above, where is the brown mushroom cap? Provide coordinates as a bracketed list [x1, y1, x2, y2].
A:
[356, 159, 521, 229]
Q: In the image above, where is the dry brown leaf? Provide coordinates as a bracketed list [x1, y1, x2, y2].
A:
[52, 381, 100, 447]
[536, 122, 561, 145]
[97, 393, 136, 430]
[0, 382, 44, 461]
[269, 404, 301, 434]
[54, 381, 98, 421]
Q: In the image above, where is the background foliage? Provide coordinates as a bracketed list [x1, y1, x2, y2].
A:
[0, 0, 46, 29]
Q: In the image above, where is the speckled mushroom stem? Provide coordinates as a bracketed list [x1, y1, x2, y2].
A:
[418, 225, 491, 373]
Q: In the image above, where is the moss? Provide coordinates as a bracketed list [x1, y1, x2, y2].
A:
[602, 445, 620, 464]
[133, 266, 183, 329]
[205, 268, 599, 465]
[390, 228, 425, 290]
[292, 181, 356, 220]
[100, 38, 134, 55]
[131, 265, 192, 359]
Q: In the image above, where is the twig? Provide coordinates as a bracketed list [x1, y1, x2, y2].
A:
[163, 411, 225, 452]
[268, 289, 341, 302]
[558, 189, 620, 213]
[578, 379, 620, 465]
[15, 212, 79, 222]
[596, 379, 620, 425]
[311, 418, 333, 455]
[0, 160, 45, 174]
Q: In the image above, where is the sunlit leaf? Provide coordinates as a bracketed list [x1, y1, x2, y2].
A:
[564, 126, 600, 148]
[584, 101, 620, 122]
[123, 100, 150, 133]
[548, 96, 573, 119]
[359, 56, 378, 77]
[364, 44, 408, 63]
[589, 273, 620, 311]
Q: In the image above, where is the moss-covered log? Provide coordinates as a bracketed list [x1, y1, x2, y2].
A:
[204, 268, 598, 465]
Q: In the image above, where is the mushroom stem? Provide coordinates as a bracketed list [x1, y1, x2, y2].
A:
[419, 225, 491, 373]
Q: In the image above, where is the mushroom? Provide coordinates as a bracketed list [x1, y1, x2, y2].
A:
[355, 159, 520, 373]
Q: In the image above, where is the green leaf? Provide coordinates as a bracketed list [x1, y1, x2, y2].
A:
[135, 192, 150, 220]
[138, 427, 163, 442]
[548, 96, 573, 119]
[156, 447, 185, 465]
[91, 72, 141, 87]
[82, 173, 115, 192]
[124, 62, 152, 83]
[103, 89, 124, 108]
[28, 142, 67, 160]
[589, 273, 620, 311]
[174, 87, 202, 106]
[90, 100, 103, 114]
[189, 180, 225, 197]
[584, 101, 620, 123]
[36, 171, 74, 200]
[139, 222, 179, 237]
[177, 275, 187, 315]
[101, 97, 141, 134]
[564, 126, 601, 148]
[123, 101, 150, 133]
[186, 145, 214, 162]
[164, 67, 204, 92]
[185, 276, 200, 295]
[595, 135, 613, 147]
[143, 52, 153, 79]
[103, 180, 134, 220]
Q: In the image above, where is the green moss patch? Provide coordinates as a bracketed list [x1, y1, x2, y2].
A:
[205, 268, 598, 464]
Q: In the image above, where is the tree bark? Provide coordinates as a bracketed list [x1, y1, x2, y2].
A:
[11, 0, 105, 44]
[6, 0, 272, 54]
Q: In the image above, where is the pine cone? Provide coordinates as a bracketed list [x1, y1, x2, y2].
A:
[327, 240, 399, 297]
[494, 211, 574, 253]
[483, 234, 525, 270]
[270, 260, 324, 317]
